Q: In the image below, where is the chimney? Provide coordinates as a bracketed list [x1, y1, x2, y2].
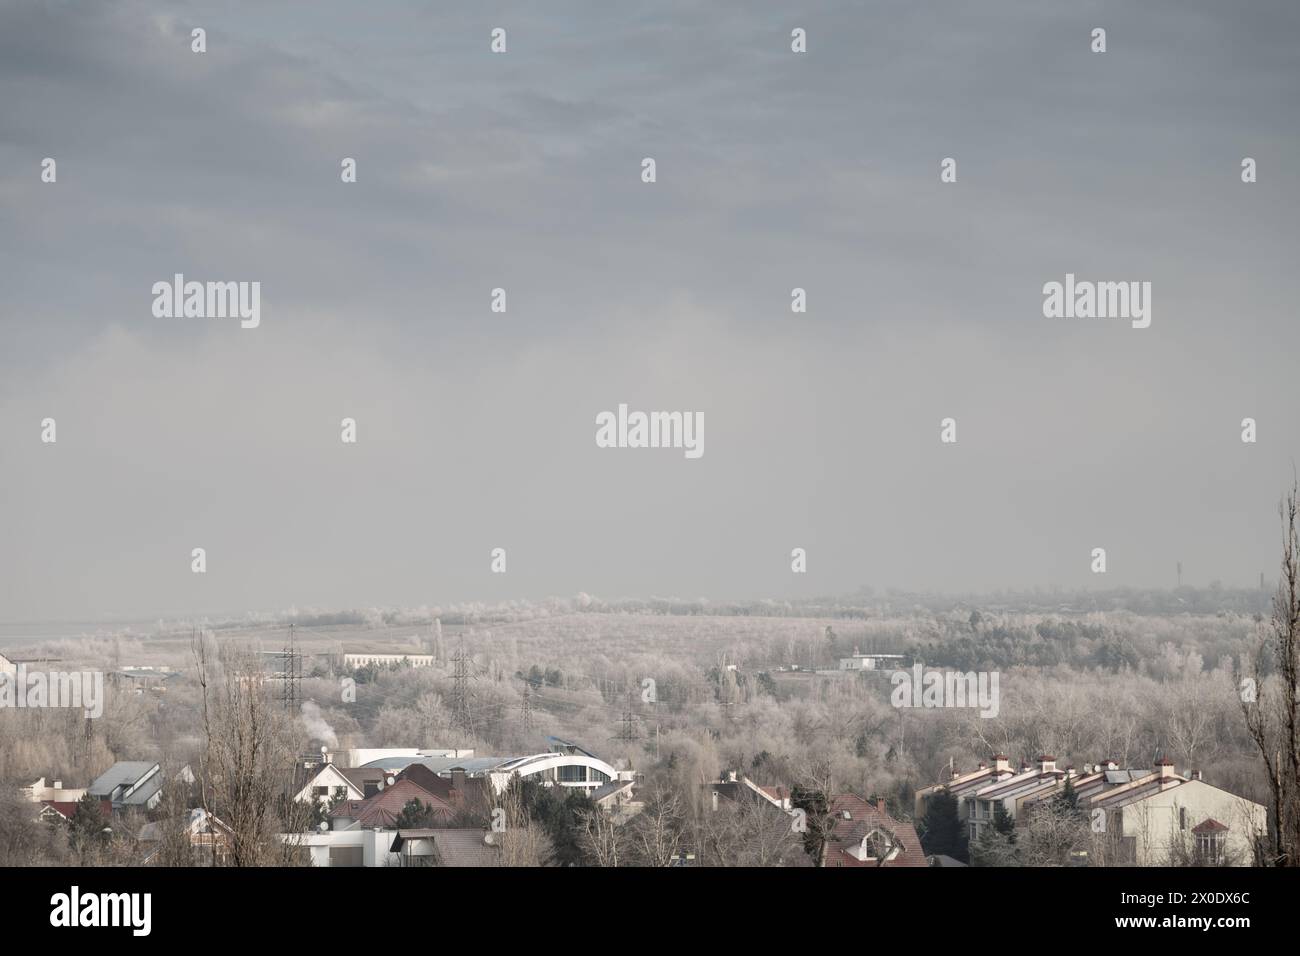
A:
[727, 770, 737, 783]
[1191, 770, 1203, 781]
[1083, 764, 1093, 775]
[1037, 755, 1057, 774]
[53, 781, 63, 790]
[949, 766, 962, 781]
[977, 762, 987, 770]
[992, 754, 1010, 772]
[876, 798, 887, 814]
[1155, 758, 1175, 780]
[451, 769, 466, 791]
[324, 751, 333, 765]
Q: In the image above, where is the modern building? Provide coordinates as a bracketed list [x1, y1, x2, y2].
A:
[358, 739, 621, 795]
[87, 761, 165, 811]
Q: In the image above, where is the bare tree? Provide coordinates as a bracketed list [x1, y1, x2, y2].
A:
[191, 633, 305, 867]
[627, 786, 685, 866]
[495, 780, 548, 867]
[1238, 482, 1300, 867]
[577, 807, 623, 867]
[791, 759, 838, 868]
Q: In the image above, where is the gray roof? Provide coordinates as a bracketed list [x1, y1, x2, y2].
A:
[88, 761, 162, 805]
[591, 780, 633, 803]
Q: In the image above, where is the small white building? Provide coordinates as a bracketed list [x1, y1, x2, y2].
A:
[839, 651, 907, 671]
[22, 777, 87, 804]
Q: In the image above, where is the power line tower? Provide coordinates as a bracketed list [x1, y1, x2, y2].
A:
[613, 688, 640, 742]
[279, 623, 301, 713]
[451, 635, 474, 743]
[519, 682, 535, 733]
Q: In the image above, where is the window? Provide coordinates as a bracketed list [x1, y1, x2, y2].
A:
[1196, 831, 1226, 864]
[589, 769, 609, 784]
[557, 764, 586, 783]
[1179, 807, 1187, 830]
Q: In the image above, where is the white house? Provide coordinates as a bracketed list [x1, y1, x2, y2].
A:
[22, 777, 88, 804]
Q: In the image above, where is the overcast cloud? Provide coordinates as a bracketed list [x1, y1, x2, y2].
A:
[1, 0, 1297, 619]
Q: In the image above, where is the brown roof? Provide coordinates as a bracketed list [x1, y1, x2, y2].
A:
[429, 829, 503, 867]
[826, 795, 926, 867]
[330, 778, 456, 828]
[1192, 817, 1230, 833]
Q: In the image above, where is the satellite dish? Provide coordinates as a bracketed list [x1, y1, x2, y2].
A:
[318, 821, 328, 833]
[387, 776, 396, 786]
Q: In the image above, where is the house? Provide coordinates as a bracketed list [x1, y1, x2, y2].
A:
[22, 777, 87, 804]
[965, 755, 1070, 840]
[825, 795, 927, 867]
[914, 753, 1019, 836]
[329, 777, 457, 830]
[357, 739, 622, 795]
[293, 762, 389, 806]
[591, 779, 643, 823]
[591, 779, 637, 813]
[285, 825, 499, 867]
[917, 754, 1267, 866]
[1081, 760, 1266, 866]
[37, 799, 112, 826]
[138, 809, 233, 865]
[395, 763, 491, 818]
[87, 761, 165, 811]
[389, 828, 501, 867]
[704, 772, 792, 813]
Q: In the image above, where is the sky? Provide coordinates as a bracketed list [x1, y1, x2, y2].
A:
[1, 0, 1298, 620]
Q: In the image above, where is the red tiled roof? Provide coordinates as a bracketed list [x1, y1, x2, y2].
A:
[41, 799, 112, 820]
[330, 778, 456, 828]
[826, 795, 927, 867]
[1192, 817, 1230, 833]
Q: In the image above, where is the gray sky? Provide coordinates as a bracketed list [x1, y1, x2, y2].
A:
[1, 0, 1298, 620]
